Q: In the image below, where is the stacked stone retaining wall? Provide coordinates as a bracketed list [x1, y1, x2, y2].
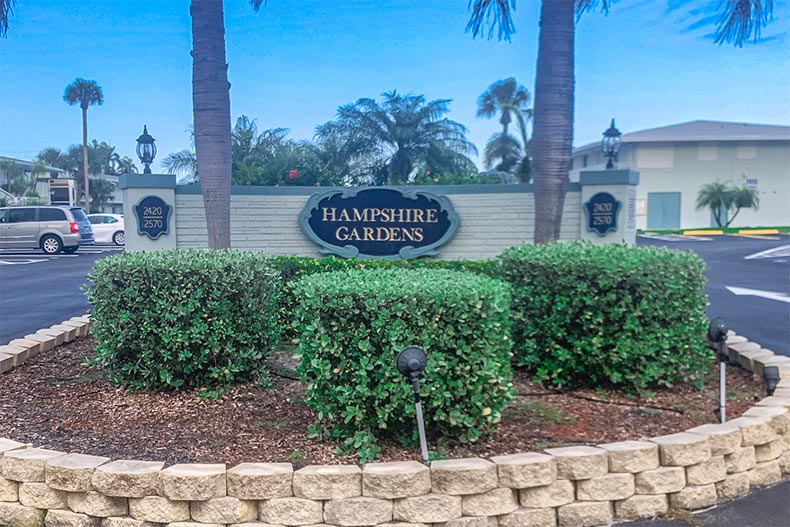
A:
[1, 319, 789, 527]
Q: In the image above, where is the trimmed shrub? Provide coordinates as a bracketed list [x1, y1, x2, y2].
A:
[271, 255, 497, 339]
[498, 242, 711, 391]
[87, 249, 281, 394]
[292, 268, 514, 461]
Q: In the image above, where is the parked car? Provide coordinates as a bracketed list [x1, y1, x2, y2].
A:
[87, 213, 125, 246]
[0, 205, 95, 254]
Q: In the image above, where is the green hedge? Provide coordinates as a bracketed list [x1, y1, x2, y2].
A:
[270, 255, 496, 340]
[498, 242, 711, 391]
[87, 249, 281, 394]
[292, 268, 514, 461]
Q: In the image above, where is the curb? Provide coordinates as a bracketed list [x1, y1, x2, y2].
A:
[0, 315, 92, 373]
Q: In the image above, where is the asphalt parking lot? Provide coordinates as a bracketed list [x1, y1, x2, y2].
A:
[638, 233, 789, 357]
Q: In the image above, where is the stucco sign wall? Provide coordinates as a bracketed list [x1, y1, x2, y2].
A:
[298, 187, 460, 259]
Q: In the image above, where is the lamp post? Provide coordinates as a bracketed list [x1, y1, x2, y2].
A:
[396, 346, 430, 465]
[601, 119, 622, 170]
[707, 318, 729, 423]
[136, 125, 157, 174]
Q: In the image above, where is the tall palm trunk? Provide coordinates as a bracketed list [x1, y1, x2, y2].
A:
[191, 0, 232, 248]
[81, 105, 89, 210]
[532, 0, 575, 243]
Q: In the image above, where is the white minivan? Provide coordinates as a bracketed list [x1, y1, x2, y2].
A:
[0, 205, 95, 254]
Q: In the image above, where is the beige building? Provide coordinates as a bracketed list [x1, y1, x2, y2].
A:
[571, 121, 790, 230]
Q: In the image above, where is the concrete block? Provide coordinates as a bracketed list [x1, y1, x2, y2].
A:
[159, 463, 226, 501]
[18, 482, 68, 509]
[189, 496, 257, 524]
[128, 496, 190, 523]
[729, 416, 777, 446]
[1, 448, 66, 482]
[461, 487, 518, 516]
[67, 491, 128, 517]
[597, 441, 659, 474]
[46, 453, 110, 492]
[431, 458, 498, 495]
[669, 484, 717, 510]
[716, 472, 750, 501]
[543, 446, 608, 480]
[576, 473, 635, 501]
[491, 453, 557, 489]
[747, 460, 782, 487]
[686, 422, 742, 456]
[498, 508, 557, 527]
[0, 502, 45, 527]
[227, 462, 293, 500]
[557, 501, 613, 527]
[634, 467, 685, 494]
[392, 493, 462, 523]
[293, 464, 361, 500]
[323, 496, 393, 526]
[725, 446, 756, 473]
[519, 479, 574, 508]
[92, 460, 163, 498]
[363, 461, 430, 499]
[650, 432, 710, 466]
[613, 494, 668, 520]
[44, 509, 100, 527]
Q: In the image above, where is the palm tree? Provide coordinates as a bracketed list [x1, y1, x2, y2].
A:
[64, 78, 103, 210]
[467, 0, 775, 243]
[695, 181, 733, 227]
[696, 181, 760, 227]
[316, 90, 477, 185]
[477, 78, 531, 136]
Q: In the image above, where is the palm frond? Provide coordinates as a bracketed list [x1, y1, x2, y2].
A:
[466, 0, 516, 41]
[715, 0, 773, 46]
[0, 0, 15, 38]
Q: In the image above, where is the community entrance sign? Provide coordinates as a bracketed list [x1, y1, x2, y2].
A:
[299, 188, 460, 259]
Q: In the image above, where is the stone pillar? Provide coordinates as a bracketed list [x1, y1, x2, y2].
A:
[579, 169, 639, 246]
[118, 174, 178, 252]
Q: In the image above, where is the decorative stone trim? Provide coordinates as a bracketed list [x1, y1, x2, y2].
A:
[1, 328, 789, 527]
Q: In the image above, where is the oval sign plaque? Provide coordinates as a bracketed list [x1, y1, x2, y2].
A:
[584, 191, 621, 236]
[133, 195, 172, 240]
[299, 188, 460, 259]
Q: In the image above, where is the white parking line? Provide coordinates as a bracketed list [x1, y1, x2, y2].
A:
[745, 245, 790, 260]
[639, 234, 712, 242]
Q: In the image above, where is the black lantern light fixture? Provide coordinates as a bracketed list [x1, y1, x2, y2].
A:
[601, 118, 622, 170]
[707, 317, 729, 423]
[763, 366, 780, 397]
[136, 125, 157, 174]
[396, 346, 430, 465]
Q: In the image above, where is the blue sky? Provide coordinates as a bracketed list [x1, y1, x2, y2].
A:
[1, 0, 788, 172]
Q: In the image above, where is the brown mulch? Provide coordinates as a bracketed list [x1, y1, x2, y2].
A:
[0, 336, 763, 468]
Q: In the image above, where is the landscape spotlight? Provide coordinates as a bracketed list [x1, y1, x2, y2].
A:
[136, 125, 157, 174]
[396, 346, 429, 465]
[763, 366, 780, 397]
[601, 118, 622, 170]
[707, 318, 729, 423]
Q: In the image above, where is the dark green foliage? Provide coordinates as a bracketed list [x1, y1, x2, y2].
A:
[498, 242, 711, 391]
[86, 250, 281, 394]
[292, 268, 514, 461]
[270, 255, 497, 340]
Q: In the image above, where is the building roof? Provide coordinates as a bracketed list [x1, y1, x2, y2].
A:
[574, 120, 790, 153]
[0, 155, 65, 174]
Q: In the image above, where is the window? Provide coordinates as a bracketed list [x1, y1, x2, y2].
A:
[8, 208, 36, 223]
[69, 208, 88, 221]
[582, 155, 588, 168]
[39, 208, 67, 221]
